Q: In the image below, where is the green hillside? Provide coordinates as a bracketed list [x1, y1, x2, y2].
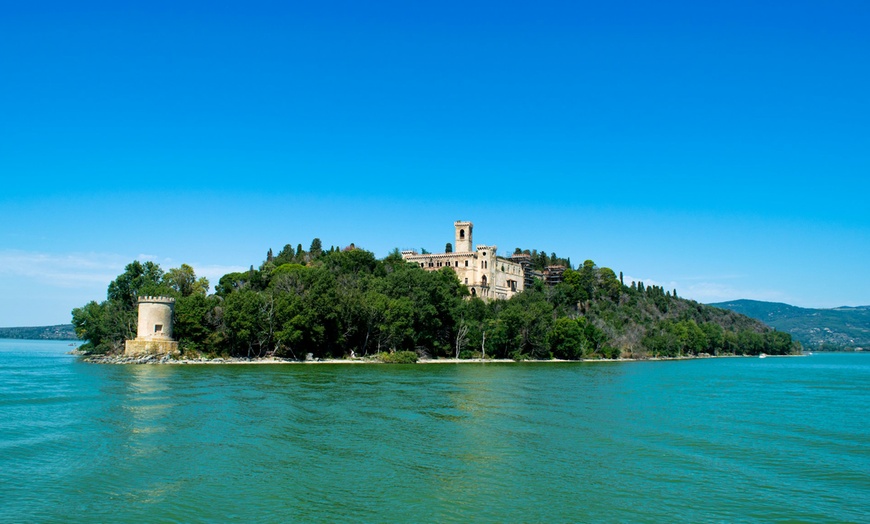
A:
[709, 300, 870, 350]
[0, 324, 78, 340]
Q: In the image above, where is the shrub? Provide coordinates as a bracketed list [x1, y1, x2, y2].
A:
[379, 351, 418, 364]
[601, 346, 622, 359]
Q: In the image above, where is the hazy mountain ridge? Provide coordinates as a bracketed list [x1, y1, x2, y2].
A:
[0, 324, 78, 340]
[710, 300, 870, 350]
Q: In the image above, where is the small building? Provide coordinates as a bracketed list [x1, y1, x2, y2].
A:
[544, 265, 566, 286]
[402, 221, 524, 300]
[510, 253, 540, 290]
[124, 296, 180, 356]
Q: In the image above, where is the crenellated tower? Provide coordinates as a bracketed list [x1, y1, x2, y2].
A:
[125, 296, 179, 356]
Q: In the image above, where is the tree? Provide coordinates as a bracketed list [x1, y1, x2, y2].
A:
[680, 320, 707, 355]
[738, 330, 765, 355]
[445, 242, 453, 253]
[580, 317, 608, 357]
[309, 238, 323, 260]
[549, 317, 586, 359]
[490, 293, 554, 359]
[455, 321, 469, 358]
[598, 267, 621, 301]
[223, 287, 275, 358]
[174, 293, 220, 353]
[71, 301, 109, 353]
[164, 264, 209, 297]
[701, 322, 725, 355]
[72, 298, 137, 354]
[107, 261, 167, 309]
[274, 244, 295, 266]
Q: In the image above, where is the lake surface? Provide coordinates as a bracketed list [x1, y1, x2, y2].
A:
[1, 340, 867, 523]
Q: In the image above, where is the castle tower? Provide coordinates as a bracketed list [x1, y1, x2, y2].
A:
[454, 221, 473, 253]
[136, 296, 175, 340]
[125, 296, 179, 356]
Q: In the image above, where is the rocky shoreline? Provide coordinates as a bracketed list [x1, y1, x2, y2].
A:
[80, 352, 800, 365]
[82, 354, 510, 365]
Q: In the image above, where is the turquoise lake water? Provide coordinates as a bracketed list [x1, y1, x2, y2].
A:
[1, 339, 867, 523]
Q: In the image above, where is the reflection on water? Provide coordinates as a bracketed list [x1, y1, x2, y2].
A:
[123, 366, 175, 451]
[0, 341, 868, 523]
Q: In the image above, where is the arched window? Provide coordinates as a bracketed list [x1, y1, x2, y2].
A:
[471, 288, 476, 296]
[482, 275, 488, 286]
[459, 229, 465, 240]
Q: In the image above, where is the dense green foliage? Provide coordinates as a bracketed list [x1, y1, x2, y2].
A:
[711, 299, 870, 350]
[0, 324, 77, 340]
[72, 262, 211, 354]
[73, 243, 800, 359]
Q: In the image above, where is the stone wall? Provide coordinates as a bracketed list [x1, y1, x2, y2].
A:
[124, 339, 180, 356]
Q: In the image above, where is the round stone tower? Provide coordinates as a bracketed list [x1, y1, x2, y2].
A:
[455, 221, 473, 253]
[125, 296, 179, 356]
[136, 296, 175, 340]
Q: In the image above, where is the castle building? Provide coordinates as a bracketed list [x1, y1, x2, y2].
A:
[401, 221, 525, 300]
[124, 296, 180, 356]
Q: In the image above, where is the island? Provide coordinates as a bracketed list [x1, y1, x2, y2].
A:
[73, 221, 800, 364]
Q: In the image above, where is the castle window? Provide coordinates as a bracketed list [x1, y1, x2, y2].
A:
[465, 278, 468, 284]
[460, 229, 465, 239]
[482, 275, 487, 286]
[471, 288, 476, 296]
[421, 263, 424, 268]
[154, 324, 163, 333]
[455, 261, 459, 267]
[465, 260, 468, 267]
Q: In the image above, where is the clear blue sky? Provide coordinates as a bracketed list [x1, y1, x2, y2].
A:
[1, 0, 868, 326]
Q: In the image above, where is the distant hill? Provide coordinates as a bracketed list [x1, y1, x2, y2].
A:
[0, 324, 78, 341]
[709, 300, 870, 350]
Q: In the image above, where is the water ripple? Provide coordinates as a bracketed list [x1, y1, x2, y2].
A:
[1, 342, 868, 522]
